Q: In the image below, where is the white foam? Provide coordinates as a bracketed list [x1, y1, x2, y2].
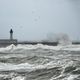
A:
[0, 62, 50, 72]
[0, 60, 62, 72]
[67, 75, 78, 80]
[0, 44, 80, 53]
[0, 63, 34, 72]
[12, 76, 25, 80]
[0, 73, 25, 80]
[0, 44, 15, 52]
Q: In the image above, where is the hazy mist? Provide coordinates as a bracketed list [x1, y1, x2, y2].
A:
[0, 0, 80, 41]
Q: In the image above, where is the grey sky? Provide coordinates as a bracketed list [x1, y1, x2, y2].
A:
[0, 0, 80, 41]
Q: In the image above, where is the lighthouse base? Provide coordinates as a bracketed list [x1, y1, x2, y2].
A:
[0, 39, 17, 47]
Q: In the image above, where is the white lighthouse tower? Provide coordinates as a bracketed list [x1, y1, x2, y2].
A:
[10, 29, 13, 40]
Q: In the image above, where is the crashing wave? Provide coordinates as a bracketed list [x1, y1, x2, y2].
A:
[0, 44, 80, 53]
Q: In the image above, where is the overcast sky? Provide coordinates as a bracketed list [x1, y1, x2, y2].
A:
[0, 0, 80, 41]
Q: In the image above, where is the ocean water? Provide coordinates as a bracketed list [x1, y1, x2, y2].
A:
[0, 44, 80, 80]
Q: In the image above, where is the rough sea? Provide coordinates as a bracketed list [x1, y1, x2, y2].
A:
[0, 44, 80, 80]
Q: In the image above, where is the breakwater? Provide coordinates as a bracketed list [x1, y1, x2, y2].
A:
[0, 40, 80, 47]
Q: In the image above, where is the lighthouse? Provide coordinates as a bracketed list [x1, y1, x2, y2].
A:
[10, 29, 13, 40]
[0, 29, 17, 47]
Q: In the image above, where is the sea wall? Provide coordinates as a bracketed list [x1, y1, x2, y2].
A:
[0, 40, 80, 47]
